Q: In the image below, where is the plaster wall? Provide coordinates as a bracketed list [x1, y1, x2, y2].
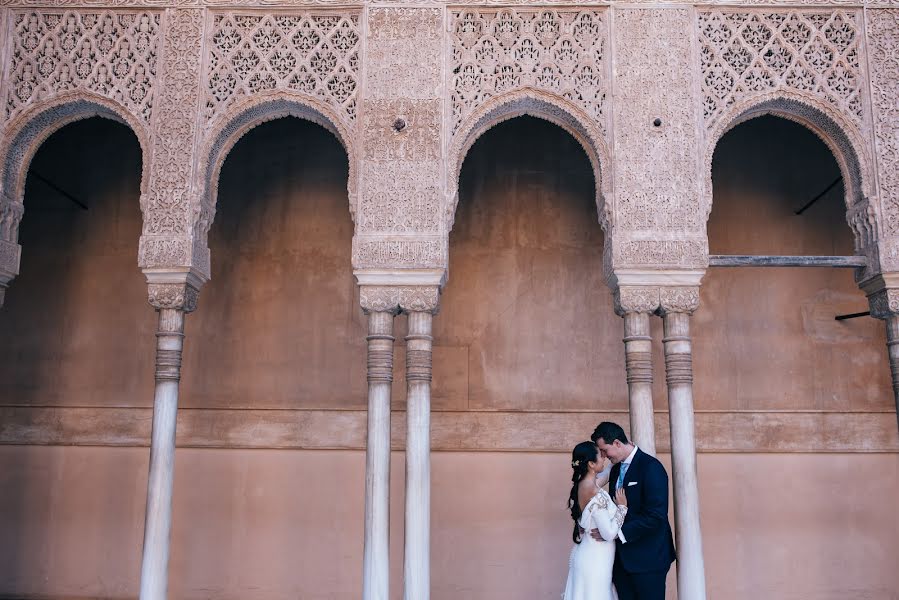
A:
[0, 446, 896, 600]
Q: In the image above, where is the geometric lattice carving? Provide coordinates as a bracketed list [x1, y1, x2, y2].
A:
[6, 10, 161, 123]
[868, 9, 899, 241]
[449, 8, 608, 135]
[205, 12, 360, 123]
[699, 10, 864, 129]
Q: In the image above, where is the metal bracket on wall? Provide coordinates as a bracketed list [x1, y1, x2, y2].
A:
[795, 176, 843, 215]
[30, 170, 88, 210]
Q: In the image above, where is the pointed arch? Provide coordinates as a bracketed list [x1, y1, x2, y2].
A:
[704, 91, 875, 253]
[448, 88, 611, 234]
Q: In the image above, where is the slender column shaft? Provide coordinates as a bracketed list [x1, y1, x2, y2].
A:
[404, 311, 433, 600]
[885, 315, 899, 432]
[623, 311, 655, 455]
[363, 311, 395, 600]
[139, 308, 185, 600]
[662, 311, 707, 600]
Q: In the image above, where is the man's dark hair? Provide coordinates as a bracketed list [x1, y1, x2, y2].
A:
[591, 421, 629, 445]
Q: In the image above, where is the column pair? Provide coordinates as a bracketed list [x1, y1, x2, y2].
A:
[614, 285, 707, 600]
[360, 285, 439, 600]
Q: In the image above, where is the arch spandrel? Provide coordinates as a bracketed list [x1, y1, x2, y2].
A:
[447, 89, 611, 236]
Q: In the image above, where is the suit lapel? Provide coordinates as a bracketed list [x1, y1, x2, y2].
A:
[609, 463, 621, 494]
[622, 448, 642, 489]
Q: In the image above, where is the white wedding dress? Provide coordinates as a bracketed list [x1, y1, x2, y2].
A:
[561, 488, 627, 600]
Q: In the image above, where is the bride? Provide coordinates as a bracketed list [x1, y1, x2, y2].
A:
[561, 441, 627, 600]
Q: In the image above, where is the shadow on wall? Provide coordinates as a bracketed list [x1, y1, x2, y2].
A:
[438, 115, 626, 412]
[179, 117, 365, 411]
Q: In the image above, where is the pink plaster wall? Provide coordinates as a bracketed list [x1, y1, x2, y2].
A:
[1, 446, 896, 599]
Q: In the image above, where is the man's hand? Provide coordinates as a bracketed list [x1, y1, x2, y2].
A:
[589, 528, 605, 542]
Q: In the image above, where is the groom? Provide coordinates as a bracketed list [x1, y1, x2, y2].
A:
[591, 422, 675, 600]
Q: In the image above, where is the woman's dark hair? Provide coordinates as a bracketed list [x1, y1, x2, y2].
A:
[567, 441, 598, 544]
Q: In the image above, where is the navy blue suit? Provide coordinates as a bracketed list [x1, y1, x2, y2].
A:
[608, 448, 676, 600]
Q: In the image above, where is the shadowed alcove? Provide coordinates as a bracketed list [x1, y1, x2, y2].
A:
[697, 115, 891, 411]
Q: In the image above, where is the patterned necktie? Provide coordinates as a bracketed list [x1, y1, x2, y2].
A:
[616, 462, 629, 491]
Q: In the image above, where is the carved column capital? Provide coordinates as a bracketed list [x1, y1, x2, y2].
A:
[613, 286, 660, 316]
[359, 286, 402, 314]
[360, 285, 440, 314]
[860, 274, 899, 320]
[144, 269, 206, 313]
[867, 288, 899, 320]
[147, 282, 199, 313]
[399, 285, 440, 314]
[658, 286, 701, 316]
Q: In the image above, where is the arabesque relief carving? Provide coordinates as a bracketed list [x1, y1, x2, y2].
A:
[6, 9, 161, 123]
[699, 9, 865, 132]
[204, 11, 360, 124]
[867, 9, 899, 269]
[449, 8, 608, 137]
[0, 3, 896, 289]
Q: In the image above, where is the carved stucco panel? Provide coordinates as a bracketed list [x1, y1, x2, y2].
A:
[138, 8, 204, 271]
[867, 9, 899, 270]
[449, 8, 608, 137]
[699, 9, 866, 133]
[611, 8, 705, 270]
[367, 6, 440, 101]
[204, 10, 360, 124]
[5, 9, 161, 124]
[352, 238, 446, 269]
[1, 0, 899, 8]
[353, 7, 445, 271]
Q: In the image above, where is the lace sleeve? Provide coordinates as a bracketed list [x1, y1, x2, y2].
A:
[585, 490, 627, 541]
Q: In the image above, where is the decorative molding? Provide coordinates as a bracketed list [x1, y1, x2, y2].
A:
[352, 237, 446, 269]
[1, 406, 896, 453]
[615, 239, 709, 268]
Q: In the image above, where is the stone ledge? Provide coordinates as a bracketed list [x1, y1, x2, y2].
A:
[1, 406, 896, 453]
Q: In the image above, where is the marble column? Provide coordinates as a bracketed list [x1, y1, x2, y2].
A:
[614, 287, 660, 455]
[139, 279, 199, 600]
[866, 286, 899, 434]
[659, 287, 707, 600]
[361, 298, 398, 600]
[401, 287, 439, 600]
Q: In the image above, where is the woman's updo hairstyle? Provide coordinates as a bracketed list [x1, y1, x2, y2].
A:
[567, 441, 598, 543]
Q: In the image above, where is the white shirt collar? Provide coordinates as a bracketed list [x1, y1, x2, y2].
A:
[622, 445, 638, 466]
